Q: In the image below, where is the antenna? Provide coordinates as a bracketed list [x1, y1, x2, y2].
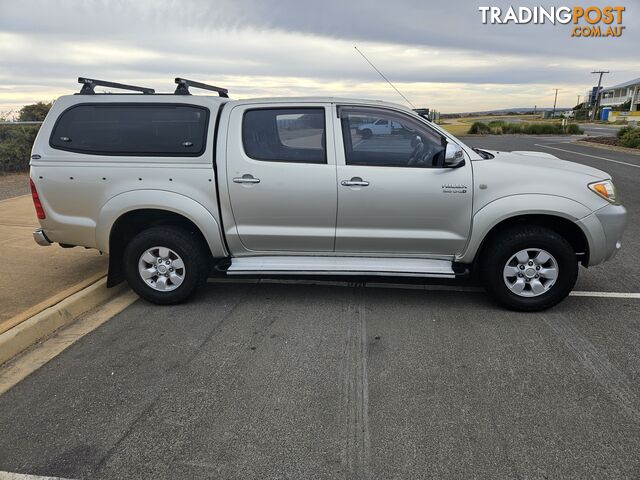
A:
[354, 46, 416, 109]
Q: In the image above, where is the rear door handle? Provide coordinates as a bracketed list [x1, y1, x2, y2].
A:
[341, 177, 369, 187]
[233, 174, 260, 184]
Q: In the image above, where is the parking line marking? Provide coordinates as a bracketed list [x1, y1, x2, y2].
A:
[0, 472, 74, 480]
[569, 291, 640, 299]
[207, 278, 640, 299]
[534, 143, 640, 168]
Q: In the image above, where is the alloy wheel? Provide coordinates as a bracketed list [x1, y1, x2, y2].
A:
[138, 246, 186, 292]
[502, 248, 559, 297]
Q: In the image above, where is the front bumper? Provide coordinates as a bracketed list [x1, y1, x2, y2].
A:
[33, 228, 52, 246]
[594, 203, 627, 262]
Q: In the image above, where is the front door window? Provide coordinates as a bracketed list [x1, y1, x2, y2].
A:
[341, 107, 446, 168]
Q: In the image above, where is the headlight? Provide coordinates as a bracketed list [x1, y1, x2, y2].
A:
[588, 180, 618, 204]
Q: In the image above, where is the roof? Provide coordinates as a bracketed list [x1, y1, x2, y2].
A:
[57, 93, 414, 113]
[602, 77, 640, 92]
[237, 96, 411, 109]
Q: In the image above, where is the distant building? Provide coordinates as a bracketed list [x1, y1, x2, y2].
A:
[599, 77, 640, 111]
[585, 77, 640, 123]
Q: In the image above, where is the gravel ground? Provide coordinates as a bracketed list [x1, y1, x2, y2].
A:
[0, 172, 29, 200]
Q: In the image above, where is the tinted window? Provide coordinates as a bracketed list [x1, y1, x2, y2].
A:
[242, 108, 326, 163]
[50, 104, 209, 156]
[340, 107, 445, 168]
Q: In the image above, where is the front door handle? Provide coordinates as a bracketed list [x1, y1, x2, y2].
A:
[341, 177, 370, 187]
[233, 174, 260, 184]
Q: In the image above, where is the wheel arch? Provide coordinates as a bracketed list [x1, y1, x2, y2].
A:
[472, 214, 590, 271]
[97, 191, 228, 287]
[458, 195, 596, 268]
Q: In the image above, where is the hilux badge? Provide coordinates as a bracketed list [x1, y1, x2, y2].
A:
[442, 184, 468, 193]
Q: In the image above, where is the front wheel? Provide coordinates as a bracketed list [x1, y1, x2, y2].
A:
[480, 226, 578, 311]
[123, 226, 209, 304]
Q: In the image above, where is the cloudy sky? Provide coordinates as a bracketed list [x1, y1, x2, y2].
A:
[0, 0, 638, 113]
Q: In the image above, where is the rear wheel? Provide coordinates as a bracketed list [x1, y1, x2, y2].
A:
[361, 128, 372, 139]
[480, 226, 578, 311]
[123, 226, 209, 304]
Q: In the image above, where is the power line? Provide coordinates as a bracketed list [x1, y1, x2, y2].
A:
[354, 46, 416, 109]
[590, 70, 610, 121]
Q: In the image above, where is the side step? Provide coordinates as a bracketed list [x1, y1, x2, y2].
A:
[226, 256, 455, 278]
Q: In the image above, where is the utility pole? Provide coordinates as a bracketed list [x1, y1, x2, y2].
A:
[590, 70, 610, 121]
[552, 89, 559, 118]
[574, 94, 582, 120]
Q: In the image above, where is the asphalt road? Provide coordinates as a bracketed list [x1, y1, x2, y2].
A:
[1, 136, 639, 479]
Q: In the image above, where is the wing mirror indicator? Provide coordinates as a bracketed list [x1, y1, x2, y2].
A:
[444, 143, 465, 168]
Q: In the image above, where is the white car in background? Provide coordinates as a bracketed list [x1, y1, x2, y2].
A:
[356, 118, 402, 138]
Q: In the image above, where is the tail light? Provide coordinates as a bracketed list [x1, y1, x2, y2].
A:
[30, 179, 46, 219]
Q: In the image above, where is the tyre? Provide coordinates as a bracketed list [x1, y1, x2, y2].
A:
[480, 226, 578, 311]
[123, 226, 209, 304]
[361, 128, 372, 139]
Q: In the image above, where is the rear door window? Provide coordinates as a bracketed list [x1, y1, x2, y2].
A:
[242, 108, 326, 164]
[50, 104, 209, 156]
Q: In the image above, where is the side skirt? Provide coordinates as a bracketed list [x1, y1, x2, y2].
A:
[225, 256, 456, 278]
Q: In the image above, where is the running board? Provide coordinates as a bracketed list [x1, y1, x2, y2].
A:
[226, 256, 455, 278]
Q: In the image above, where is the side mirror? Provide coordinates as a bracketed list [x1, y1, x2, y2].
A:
[444, 142, 465, 168]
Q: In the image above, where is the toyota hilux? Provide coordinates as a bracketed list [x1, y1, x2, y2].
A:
[29, 77, 627, 311]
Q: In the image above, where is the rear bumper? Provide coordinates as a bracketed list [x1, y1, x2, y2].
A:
[33, 228, 52, 246]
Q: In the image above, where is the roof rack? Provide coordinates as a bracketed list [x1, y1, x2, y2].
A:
[78, 77, 155, 95]
[174, 78, 229, 97]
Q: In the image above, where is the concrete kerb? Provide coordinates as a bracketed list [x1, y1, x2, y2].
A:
[0, 277, 129, 366]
